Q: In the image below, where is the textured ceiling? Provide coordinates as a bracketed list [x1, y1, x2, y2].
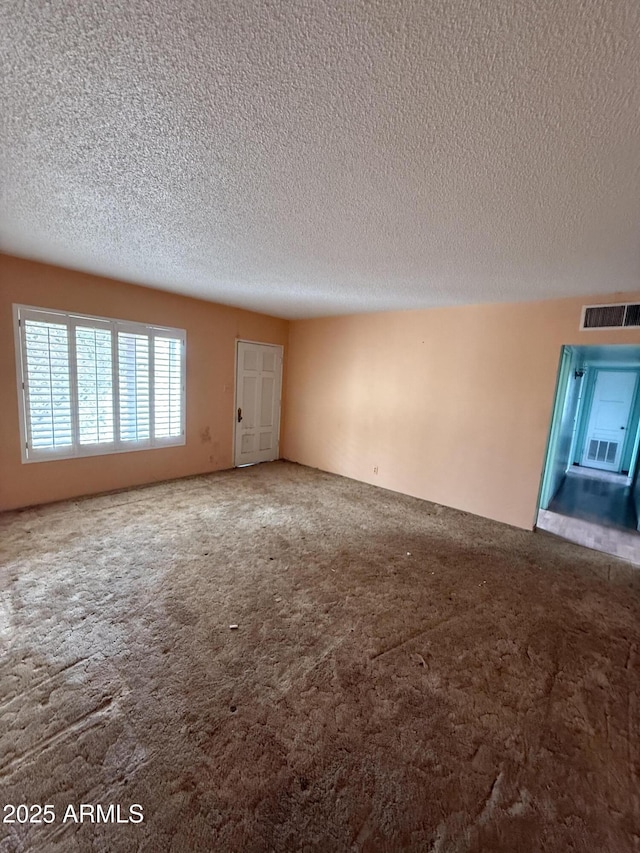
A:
[2, 0, 640, 319]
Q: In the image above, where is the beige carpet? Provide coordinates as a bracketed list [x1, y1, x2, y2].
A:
[1, 461, 639, 852]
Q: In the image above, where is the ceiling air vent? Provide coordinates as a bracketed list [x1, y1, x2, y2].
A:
[625, 303, 640, 327]
[581, 303, 640, 330]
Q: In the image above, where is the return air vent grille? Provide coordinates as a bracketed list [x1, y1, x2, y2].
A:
[626, 303, 640, 327]
[587, 439, 618, 465]
[581, 303, 640, 330]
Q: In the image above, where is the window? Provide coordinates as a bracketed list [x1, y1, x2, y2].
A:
[14, 305, 186, 463]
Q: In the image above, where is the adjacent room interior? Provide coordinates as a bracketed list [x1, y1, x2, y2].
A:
[2, 1, 640, 851]
[538, 342, 640, 561]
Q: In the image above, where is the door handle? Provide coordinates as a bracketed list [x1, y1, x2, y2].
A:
[237, 407, 243, 423]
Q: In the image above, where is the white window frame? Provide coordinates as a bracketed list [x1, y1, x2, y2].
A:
[14, 304, 186, 463]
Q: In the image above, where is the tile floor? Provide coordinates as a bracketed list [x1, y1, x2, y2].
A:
[537, 468, 639, 565]
[537, 509, 640, 566]
[549, 469, 637, 531]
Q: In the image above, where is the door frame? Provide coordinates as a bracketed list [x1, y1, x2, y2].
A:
[233, 339, 284, 468]
[537, 346, 573, 515]
[626, 377, 640, 479]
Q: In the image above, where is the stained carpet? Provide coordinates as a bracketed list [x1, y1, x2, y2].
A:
[1, 461, 639, 852]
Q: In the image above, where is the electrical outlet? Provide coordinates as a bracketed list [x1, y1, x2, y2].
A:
[373, 466, 378, 474]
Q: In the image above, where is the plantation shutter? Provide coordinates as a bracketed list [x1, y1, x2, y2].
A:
[154, 336, 183, 438]
[16, 305, 186, 462]
[23, 319, 73, 451]
[118, 332, 151, 442]
[75, 325, 115, 444]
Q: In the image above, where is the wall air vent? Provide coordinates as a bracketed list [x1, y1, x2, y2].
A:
[581, 302, 640, 330]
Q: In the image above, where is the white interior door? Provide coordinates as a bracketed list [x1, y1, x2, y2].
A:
[581, 370, 638, 471]
[234, 341, 283, 466]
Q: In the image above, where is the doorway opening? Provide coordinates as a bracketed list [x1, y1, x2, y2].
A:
[537, 345, 640, 563]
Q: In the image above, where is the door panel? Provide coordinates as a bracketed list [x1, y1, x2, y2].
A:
[243, 349, 258, 372]
[260, 377, 274, 426]
[243, 377, 257, 427]
[235, 342, 282, 466]
[581, 370, 638, 472]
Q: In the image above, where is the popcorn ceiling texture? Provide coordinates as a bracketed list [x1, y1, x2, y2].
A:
[2, 0, 640, 318]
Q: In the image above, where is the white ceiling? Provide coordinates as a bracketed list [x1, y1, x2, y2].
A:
[2, 0, 640, 319]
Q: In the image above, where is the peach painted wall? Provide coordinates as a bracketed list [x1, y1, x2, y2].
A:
[282, 292, 640, 530]
[0, 254, 288, 511]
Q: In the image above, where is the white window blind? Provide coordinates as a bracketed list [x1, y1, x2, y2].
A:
[118, 332, 151, 443]
[76, 325, 114, 445]
[15, 305, 186, 463]
[23, 320, 73, 450]
[154, 336, 183, 439]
